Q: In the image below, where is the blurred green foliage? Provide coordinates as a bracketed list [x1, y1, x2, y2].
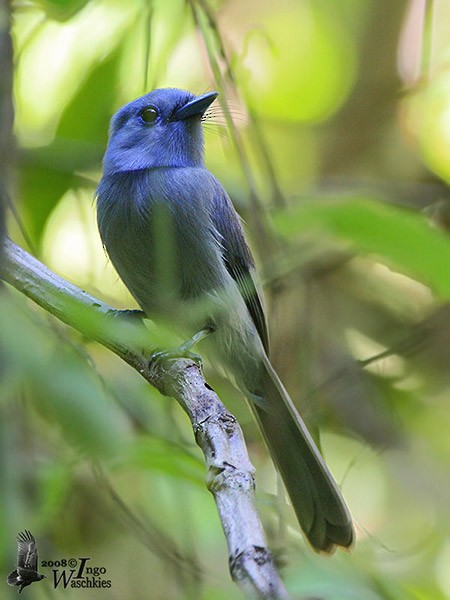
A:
[274, 197, 450, 300]
[2, 0, 450, 599]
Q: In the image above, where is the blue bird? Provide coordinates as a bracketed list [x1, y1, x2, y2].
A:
[96, 88, 354, 553]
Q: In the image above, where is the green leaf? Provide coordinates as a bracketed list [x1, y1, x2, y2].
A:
[17, 160, 76, 245]
[273, 197, 450, 300]
[33, 0, 90, 22]
[56, 46, 122, 145]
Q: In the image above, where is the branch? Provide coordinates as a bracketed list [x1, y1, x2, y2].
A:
[0, 238, 290, 600]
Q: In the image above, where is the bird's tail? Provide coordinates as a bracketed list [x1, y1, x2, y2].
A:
[250, 356, 354, 553]
[7, 570, 20, 587]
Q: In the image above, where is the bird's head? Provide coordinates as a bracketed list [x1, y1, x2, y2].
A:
[102, 88, 218, 175]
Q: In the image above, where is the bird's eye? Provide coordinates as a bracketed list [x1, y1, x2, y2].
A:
[139, 106, 159, 124]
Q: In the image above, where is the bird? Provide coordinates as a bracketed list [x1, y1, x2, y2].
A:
[7, 530, 46, 593]
[96, 87, 354, 553]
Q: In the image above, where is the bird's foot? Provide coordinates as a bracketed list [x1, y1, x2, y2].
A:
[150, 326, 214, 368]
[151, 348, 203, 368]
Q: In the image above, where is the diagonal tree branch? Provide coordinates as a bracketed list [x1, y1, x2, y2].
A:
[0, 237, 290, 600]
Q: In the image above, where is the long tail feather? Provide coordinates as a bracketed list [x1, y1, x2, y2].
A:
[251, 357, 354, 553]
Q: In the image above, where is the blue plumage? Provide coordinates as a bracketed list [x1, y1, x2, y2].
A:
[96, 88, 354, 552]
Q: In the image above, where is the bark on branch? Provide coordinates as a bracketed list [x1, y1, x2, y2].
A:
[0, 237, 289, 600]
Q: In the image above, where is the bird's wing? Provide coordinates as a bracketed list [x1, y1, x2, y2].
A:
[16, 530, 38, 571]
[210, 184, 269, 353]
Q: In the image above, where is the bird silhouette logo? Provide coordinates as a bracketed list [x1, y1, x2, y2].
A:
[6, 530, 46, 593]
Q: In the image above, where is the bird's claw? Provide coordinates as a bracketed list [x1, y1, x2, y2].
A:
[150, 348, 203, 368]
[149, 326, 214, 368]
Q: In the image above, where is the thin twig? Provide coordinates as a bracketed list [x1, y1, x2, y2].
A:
[0, 238, 290, 600]
[194, 0, 286, 209]
[0, 0, 14, 253]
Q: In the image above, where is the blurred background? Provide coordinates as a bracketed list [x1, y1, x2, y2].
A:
[2, 0, 450, 598]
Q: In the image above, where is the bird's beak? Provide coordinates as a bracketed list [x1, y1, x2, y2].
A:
[172, 91, 218, 121]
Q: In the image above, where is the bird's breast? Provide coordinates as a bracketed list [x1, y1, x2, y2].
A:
[96, 168, 230, 325]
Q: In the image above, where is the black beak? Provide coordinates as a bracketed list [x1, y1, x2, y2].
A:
[172, 91, 218, 121]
